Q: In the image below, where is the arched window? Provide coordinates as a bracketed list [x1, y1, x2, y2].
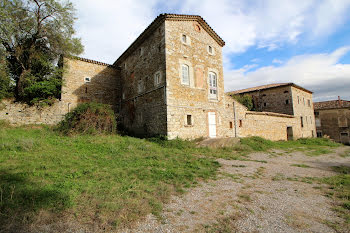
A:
[181, 64, 190, 85]
[209, 72, 217, 99]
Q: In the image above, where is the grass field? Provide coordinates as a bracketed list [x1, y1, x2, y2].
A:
[0, 122, 343, 231]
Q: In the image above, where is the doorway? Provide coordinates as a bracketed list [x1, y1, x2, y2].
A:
[287, 127, 293, 141]
[208, 112, 216, 138]
[340, 132, 349, 145]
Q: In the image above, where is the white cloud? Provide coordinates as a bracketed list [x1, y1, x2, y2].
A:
[70, 0, 350, 64]
[224, 47, 350, 101]
[272, 59, 283, 64]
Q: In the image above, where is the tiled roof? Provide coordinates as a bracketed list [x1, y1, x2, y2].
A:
[227, 83, 313, 95]
[246, 111, 295, 118]
[69, 56, 118, 68]
[114, 13, 225, 65]
[314, 99, 350, 110]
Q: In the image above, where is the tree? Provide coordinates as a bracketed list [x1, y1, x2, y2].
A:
[0, 0, 83, 103]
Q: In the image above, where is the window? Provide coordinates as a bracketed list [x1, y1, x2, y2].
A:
[209, 72, 217, 99]
[181, 64, 190, 85]
[122, 92, 125, 100]
[262, 94, 267, 97]
[154, 71, 161, 86]
[285, 99, 289, 104]
[297, 96, 300, 104]
[264, 102, 267, 107]
[303, 97, 305, 105]
[186, 115, 192, 126]
[139, 47, 144, 56]
[229, 121, 233, 129]
[308, 99, 311, 107]
[239, 120, 243, 127]
[284, 90, 289, 93]
[137, 79, 144, 93]
[301, 116, 304, 127]
[85, 87, 88, 94]
[182, 34, 187, 44]
[208, 45, 214, 55]
[84, 77, 91, 83]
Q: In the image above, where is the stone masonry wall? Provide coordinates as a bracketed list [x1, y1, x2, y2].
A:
[62, 58, 120, 112]
[0, 99, 66, 125]
[291, 86, 316, 138]
[165, 20, 229, 139]
[316, 108, 350, 144]
[115, 22, 167, 136]
[0, 58, 120, 126]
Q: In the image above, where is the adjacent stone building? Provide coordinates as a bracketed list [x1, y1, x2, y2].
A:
[228, 83, 316, 139]
[314, 97, 350, 145]
[0, 14, 317, 141]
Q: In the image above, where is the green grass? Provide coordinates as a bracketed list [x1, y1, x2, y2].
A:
[240, 136, 340, 156]
[0, 125, 229, 230]
[320, 166, 350, 231]
[0, 123, 343, 231]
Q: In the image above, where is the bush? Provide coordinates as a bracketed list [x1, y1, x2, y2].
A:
[232, 94, 254, 110]
[57, 102, 117, 135]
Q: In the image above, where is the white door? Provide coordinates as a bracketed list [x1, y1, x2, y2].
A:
[208, 112, 217, 138]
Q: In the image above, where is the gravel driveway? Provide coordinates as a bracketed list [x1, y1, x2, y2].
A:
[125, 146, 350, 233]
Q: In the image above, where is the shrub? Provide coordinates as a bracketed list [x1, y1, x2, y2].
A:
[57, 102, 117, 135]
[232, 94, 254, 110]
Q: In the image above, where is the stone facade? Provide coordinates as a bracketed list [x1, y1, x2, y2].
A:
[228, 83, 316, 139]
[314, 98, 350, 145]
[1, 14, 317, 141]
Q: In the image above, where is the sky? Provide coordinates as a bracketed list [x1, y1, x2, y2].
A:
[71, 0, 350, 101]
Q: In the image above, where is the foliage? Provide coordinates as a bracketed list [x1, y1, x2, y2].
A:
[232, 94, 254, 110]
[0, 56, 13, 100]
[57, 102, 117, 135]
[0, 0, 83, 103]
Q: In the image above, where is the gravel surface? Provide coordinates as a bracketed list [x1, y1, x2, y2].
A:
[123, 146, 350, 233]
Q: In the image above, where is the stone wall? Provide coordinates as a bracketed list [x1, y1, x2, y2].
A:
[165, 20, 228, 139]
[291, 86, 316, 138]
[115, 22, 167, 136]
[62, 58, 120, 112]
[0, 99, 65, 125]
[316, 108, 350, 144]
[246, 86, 294, 115]
[0, 58, 120, 126]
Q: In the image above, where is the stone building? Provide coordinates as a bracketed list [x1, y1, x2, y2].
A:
[0, 14, 316, 141]
[228, 83, 317, 138]
[314, 97, 350, 145]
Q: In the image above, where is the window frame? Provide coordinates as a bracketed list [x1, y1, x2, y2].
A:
[181, 64, 190, 85]
[84, 77, 91, 83]
[208, 71, 218, 99]
[154, 71, 162, 86]
[137, 78, 144, 93]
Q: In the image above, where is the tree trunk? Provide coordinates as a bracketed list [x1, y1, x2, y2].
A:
[16, 70, 30, 100]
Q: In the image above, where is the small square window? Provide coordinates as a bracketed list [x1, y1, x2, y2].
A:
[208, 45, 214, 55]
[182, 34, 187, 44]
[186, 115, 192, 126]
[154, 71, 161, 86]
[84, 77, 91, 83]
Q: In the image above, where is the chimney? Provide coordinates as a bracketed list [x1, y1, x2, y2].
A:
[338, 96, 342, 107]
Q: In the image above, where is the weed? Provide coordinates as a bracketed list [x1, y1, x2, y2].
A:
[291, 164, 311, 168]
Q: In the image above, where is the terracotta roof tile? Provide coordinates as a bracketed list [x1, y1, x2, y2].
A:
[314, 99, 350, 110]
[69, 56, 118, 68]
[227, 83, 313, 95]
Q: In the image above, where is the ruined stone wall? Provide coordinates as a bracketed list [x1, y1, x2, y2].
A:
[316, 108, 350, 144]
[165, 20, 229, 139]
[116, 22, 167, 136]
[243, 86, 294, 115]
[291, 87, 316, 137]
[0, 99, 66, 125]
[62, 58, 120, 112]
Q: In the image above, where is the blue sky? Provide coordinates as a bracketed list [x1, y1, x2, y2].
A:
[71, 0, 350, 101]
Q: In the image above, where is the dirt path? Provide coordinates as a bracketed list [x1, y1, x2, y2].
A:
[124, 147, 350, 233]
